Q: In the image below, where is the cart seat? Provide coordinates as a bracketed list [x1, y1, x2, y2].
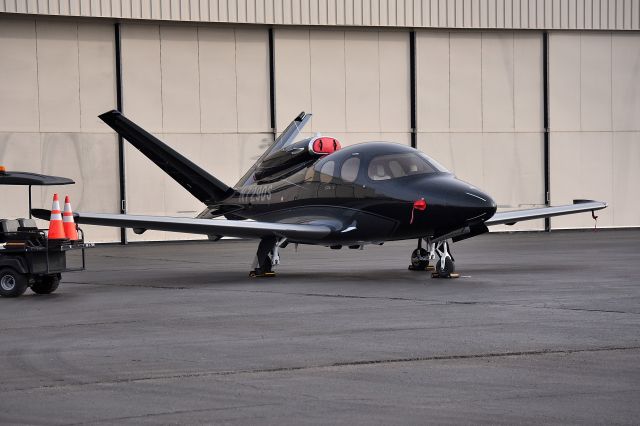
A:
[0, 218, 44, 246]
[18, 218, 38, 230]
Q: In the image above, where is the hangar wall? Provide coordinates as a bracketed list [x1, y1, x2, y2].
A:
[1, 13, 639, 242]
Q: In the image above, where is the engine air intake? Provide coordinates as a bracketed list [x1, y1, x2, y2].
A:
[311, 137, 341, 155]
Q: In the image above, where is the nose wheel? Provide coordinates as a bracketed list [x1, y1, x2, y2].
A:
[408, 238, 435, 271]
[432, 240, 457, 279]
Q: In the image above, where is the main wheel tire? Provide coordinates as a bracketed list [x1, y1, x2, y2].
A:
[0, 268, 29, 298]
[410, 248, 429, 270]
[436, 257, 455, 278]
[31, 274, 60, 295]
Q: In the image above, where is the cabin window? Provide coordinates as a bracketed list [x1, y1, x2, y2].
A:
[319, 161, 335, 183]
[340, 157, 360, 182]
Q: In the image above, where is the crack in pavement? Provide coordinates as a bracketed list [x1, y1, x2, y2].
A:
[60, 402, 280, 425]
[31, 284, 640, 316]
[5, 346, 640, 394]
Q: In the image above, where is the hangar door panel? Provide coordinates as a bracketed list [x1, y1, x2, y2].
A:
[0, 18, 120, 242]
[121, 24, 272, 241]
[416, 31, 545, 231]
[274, 29, 410, 148]
[550, 32, 640, 228]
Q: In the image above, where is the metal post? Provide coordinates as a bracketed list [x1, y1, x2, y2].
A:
[409, 31, 417, 149]
[542, 31, 551, 232]
[114, 23, 127, 244]
[28, 185, 32, 218]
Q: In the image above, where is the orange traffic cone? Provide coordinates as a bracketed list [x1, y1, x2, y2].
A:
[63, 195, 79, 241]
[48, 194, 66, 240]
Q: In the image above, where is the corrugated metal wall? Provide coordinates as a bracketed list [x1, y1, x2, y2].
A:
[1, 0, 639, 30]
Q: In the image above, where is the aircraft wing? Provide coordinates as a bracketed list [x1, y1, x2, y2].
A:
[31, 209, 332, 241]
[484, 200, 607, 226]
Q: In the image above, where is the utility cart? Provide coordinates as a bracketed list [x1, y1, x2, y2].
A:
[0, 168, 93, 297]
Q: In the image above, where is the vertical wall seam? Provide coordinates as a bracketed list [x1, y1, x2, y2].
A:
[376, 31, 381, 133]
[307, 29, 312, 131]
[480, 31, 484, 133]
[610, 31, 614, 219]
[75, 22, 82, 132]
[512, 30, 515, 130]
[233, 28, 239, 132]
[34, 19, 41, 133]
[196, 26, 202, 133]
[448, 31, 451, 130]
[579, 32, 582, 131]
[343, 30, 347, 132]
[579, 32, 582, 130]
[158, 25, 164, 131]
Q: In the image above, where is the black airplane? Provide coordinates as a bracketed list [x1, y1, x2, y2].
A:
[33, 110, 606, 278]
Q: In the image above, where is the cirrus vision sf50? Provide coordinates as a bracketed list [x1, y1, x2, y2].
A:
[34, 111, 606, 278]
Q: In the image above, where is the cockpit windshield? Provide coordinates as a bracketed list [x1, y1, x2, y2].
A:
[311, 144, 450, 185]
[367, 152, 449, 181]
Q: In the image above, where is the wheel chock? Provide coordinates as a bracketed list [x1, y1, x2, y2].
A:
[431, 272, 460, 279]
[249, 270, 276, 278]
[408, 265, 436, 272]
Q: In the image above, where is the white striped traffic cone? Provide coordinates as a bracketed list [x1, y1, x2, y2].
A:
[48, 194, 66, 240]
[63, 195, 79, 241]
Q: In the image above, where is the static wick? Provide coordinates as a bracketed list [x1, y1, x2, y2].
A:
[592, 210, 598, 231]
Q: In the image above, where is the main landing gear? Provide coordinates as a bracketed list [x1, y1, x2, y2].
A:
[409, 238, 458, 279]
[250, 237, 287, 278]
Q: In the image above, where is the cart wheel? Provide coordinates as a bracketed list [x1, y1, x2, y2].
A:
[31, 274, 60, 295]
[0, 268, 29, 298]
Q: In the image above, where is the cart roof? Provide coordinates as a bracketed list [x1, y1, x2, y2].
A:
[0, 170, 74, 186]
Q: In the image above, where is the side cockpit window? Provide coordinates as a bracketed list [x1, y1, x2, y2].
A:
[340, 157, 360, 183]
[319, 161, 335, 183]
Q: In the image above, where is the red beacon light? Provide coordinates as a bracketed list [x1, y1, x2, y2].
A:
[413, 198, 427, 211]
[310, 137, 341, 155]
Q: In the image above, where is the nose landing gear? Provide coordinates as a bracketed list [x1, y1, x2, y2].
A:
[432, 240, 457, 278]
[409, 238, 458, 278]
[408, 238, 435, 271]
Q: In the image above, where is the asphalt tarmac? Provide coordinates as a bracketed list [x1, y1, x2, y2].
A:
[1, 230, 639, 425]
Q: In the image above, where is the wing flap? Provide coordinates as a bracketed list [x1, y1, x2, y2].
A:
[31, 209, 332, 240]
[484, 200, 607, 226]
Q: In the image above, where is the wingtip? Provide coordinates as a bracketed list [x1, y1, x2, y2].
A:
[573, 199, 608, 208]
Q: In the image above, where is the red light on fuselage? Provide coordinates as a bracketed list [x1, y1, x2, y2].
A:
[413, 199, 427, 211]
[311, 137, 341, 155]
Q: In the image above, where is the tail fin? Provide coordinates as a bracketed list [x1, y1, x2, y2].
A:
[99, 110, 234, 205]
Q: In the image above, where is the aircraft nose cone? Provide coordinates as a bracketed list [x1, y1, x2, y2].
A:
[465, 190, 497, 223]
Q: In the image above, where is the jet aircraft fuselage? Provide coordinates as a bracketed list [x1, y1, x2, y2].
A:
[213, 142, 497, 246]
